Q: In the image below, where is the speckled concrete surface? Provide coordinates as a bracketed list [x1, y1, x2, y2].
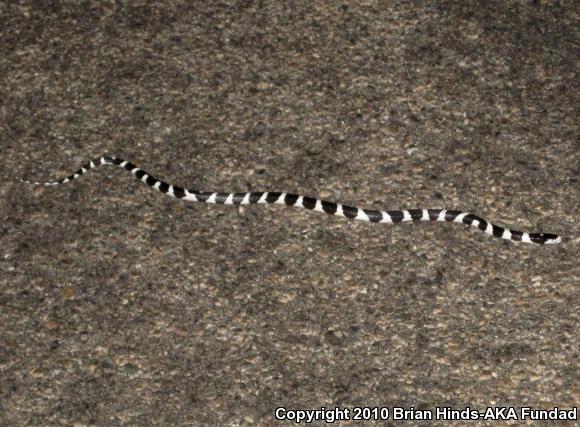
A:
[0, 1, 578, 426]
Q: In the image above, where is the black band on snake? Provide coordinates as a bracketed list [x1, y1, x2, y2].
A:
[19, 156, 562, 245]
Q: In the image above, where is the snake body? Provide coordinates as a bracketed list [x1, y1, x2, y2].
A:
[20, 155, 562, 245]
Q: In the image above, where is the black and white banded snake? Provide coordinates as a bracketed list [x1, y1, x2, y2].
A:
[19, 156, 562, 245]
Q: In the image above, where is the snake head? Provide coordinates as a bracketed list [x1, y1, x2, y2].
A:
[530, 233, 561, 244]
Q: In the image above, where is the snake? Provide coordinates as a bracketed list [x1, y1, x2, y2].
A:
[19, 155, 562, 245]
